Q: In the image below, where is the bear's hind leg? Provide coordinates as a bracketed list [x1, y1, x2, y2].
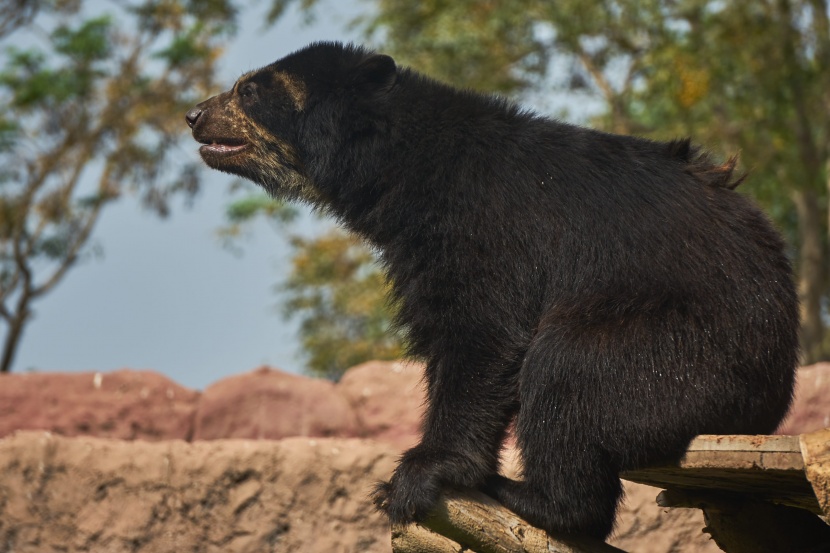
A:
[484, 325, 624, 540]
[485, 448, 622, 539]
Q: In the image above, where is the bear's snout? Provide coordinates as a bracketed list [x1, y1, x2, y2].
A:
[185, 107, 203, 129]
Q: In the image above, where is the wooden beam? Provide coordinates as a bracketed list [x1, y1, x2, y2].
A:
[800, 427, 830, 517]
[658, 490, 830, 553]
[623, 434, 821, 514]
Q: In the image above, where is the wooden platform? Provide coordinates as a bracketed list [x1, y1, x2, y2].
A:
[623, 434, 820, 513]
[391, 428, 830, 553]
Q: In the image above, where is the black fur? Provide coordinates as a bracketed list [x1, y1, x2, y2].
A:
[188, 42, 799, 539]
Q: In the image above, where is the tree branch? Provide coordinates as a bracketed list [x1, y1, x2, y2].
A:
[31, 164, 110, 299]
[392, 489, 625, 553]
[574, 48, 631, 134]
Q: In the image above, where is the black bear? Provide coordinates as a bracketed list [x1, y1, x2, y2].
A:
[186, 42, 799, 539]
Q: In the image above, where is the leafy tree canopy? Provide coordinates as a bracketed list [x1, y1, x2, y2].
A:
[0, 0, 238, 372]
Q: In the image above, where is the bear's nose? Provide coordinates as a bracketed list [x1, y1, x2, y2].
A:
[185, 107, 202, 128]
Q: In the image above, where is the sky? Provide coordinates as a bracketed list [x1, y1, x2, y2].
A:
[9, 1, 364, 390]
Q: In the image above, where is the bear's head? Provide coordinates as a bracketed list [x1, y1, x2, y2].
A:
[186, 42, 397, 203]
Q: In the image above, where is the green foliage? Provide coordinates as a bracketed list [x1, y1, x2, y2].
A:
[221, 193, 405, 378]
[283, 231, 404, 380]
[0, 16, 114, 108]
[53, 15, 111, 59]
[226, 193, 297, 225]
[0, 0, 240, 372]
[265, 0, 322, 25]
[0, 114, 19, 154]
[217, 182, 298, 248]
[155, 24, 212, 67]
[364, 0, 548, 93]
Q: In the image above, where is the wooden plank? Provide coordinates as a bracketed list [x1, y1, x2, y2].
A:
[686, 434, 802, 453]
[622, 434, 822, 514]
[800, 427, 830, 518]
[654, 491, 830, 553]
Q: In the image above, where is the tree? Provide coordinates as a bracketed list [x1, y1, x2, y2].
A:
[0, 0, 238, 372]
[220, 190, 404, 379]
[283, 231, 403, 379]
[217, 182, 299, 249]
[270, 0, 830, 364]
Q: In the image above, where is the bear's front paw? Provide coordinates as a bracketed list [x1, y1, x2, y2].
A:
[372, 447, 448, 524]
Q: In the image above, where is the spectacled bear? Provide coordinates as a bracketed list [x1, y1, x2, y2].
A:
[186, 42, 798, 539]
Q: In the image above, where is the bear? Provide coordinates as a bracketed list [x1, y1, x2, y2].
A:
[185, 42, 799, 540]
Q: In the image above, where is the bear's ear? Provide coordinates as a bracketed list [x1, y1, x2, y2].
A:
[352, 54, 397, 95]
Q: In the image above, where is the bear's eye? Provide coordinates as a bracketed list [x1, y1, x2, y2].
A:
[239, 82, 258, 99]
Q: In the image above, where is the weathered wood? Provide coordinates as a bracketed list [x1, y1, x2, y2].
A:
[623, 434, 821, 514]
[800, 427, 830, 518]
[657, 489, 830, 553]
[392, 489, 626, 553]
[625, 430, 830, 553]
[392, 523, 466, 553]
[392, 431, 830, 553]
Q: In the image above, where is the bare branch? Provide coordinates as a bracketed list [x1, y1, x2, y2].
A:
[574, 49, 631, 134]
[31, 164, 111, 298]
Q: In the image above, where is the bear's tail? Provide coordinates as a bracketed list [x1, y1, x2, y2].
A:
[666, 137, 746, 190]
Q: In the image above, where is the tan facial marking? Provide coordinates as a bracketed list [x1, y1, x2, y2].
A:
[201, 74, 317, 202]
[229, 96, 317, 199]
[276, 72, 307, 111]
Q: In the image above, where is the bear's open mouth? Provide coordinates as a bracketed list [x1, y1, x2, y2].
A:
[199, 139, 248, 156]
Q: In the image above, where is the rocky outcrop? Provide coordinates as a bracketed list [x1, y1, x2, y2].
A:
[778, 362, 830, 435]
[0, 369, 199, 441]
[337, 360, 425, 449]
[193, 367, 360, 440]
[0, 363, 426, 447]
[0, 431, 396, 553]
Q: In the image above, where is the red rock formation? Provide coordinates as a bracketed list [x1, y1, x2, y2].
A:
[778, 362, 830, 435]
[0, 369, 199, 440]
[336, 360, 425, 449]
[192, 366, 360, 440]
